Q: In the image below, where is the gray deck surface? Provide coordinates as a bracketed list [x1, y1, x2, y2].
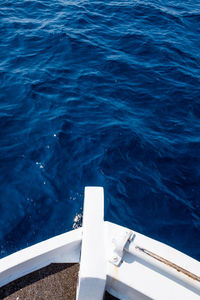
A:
[0, 263, 79, 299]
[0, 263, 119, 299]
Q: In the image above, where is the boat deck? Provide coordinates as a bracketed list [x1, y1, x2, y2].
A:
[0, 263, 118, 299]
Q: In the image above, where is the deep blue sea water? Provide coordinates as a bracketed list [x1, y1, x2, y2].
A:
[0, 0, 200, 261]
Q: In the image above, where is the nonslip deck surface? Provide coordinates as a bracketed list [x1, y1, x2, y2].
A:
[0, 263, 79, 300]
[0, 263, 119, 300]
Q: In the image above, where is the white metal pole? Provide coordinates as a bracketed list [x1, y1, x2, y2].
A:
[76, 187, 106, 300]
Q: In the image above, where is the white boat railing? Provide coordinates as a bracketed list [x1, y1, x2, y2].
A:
[76, 187, 106, 300]
[0, 186, 200, 300]
[77, 187, 200, 300]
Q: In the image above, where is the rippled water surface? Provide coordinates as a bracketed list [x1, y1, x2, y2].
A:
[0, 0, 200, 260]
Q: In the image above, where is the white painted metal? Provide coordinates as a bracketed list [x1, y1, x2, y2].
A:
[0, 227, 82, 288]
[76, 187, 106, 300]
[105, 221, 200, 300]
[126, 240, 200, 292]
[109, 230, 133, 266]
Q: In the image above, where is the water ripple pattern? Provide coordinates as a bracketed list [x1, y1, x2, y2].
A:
[0, 0, 200, 260]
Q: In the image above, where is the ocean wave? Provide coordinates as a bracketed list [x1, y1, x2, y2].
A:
[0, 0, 200, 260]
